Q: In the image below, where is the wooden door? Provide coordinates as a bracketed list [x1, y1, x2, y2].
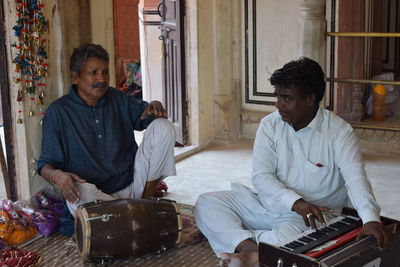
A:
[159, 0, 187, 144]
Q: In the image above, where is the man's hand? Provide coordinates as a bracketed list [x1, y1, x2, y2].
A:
[292, 199, 333, 229]
[52, 170, 86, 203]
[140, 100, 168, 120]
[357, 221, 392, 249]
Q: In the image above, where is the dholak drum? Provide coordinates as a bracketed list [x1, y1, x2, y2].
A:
[75, 198, 182, 263]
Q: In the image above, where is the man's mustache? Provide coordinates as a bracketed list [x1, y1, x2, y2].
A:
[92, 82, 108, 89]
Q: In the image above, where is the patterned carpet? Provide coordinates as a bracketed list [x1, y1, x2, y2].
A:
[21, 204, 219, 266]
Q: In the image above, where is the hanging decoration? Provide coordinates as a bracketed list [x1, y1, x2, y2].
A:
[12, 0, 48, 124]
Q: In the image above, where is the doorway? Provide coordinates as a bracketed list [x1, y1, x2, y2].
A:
[159, 0, 187, 144]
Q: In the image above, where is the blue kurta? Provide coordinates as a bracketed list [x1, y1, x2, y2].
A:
[37, 85, 153, 194]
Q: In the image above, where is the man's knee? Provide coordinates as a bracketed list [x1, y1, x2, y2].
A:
[195, 191, 234, 220]
[196, 191, 230, 207]
[147, 118, 176, 143]
[195, 193, 218, 215]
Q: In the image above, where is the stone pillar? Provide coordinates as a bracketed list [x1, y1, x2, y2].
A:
[212, 0, 241, 143]
[297, 0, 326, 70]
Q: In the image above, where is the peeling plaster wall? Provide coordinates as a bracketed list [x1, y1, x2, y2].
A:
[195, 0, 242, 144]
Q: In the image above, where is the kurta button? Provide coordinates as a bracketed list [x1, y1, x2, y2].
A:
[93, 108, 96, 112]
[95, 120, 99, 123]
[98, 134, 102, 139]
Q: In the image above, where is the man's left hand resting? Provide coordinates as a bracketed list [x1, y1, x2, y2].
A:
[141, 101, 168, 120]
[357, 221, 392, 249]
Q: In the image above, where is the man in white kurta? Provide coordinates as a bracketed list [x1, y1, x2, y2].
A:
[195, 57, 391, 265]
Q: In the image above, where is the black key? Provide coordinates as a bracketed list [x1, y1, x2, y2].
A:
[299, 236, 313, 243]
[315, 232, 325, 238]
[328, 224, 339, 230]
[329, 223, 340, 229]
[292, 241, 305, 247]
[320, 227, 335, 233]
[315, 230, 327, 236]
[330, 221, 347, 229]
[342, 217, 358, 224]
[308, 232, 322, 239]
[285, 243, 298, 249]
[337, 221, 348, 227]
[281, 246, 292, 251]
[288, 242, 303, 248]
[308, 230, 326, 239]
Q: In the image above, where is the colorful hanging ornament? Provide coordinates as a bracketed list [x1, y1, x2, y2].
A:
[17, 90, 23, 124]
[12, 0, 48, 124]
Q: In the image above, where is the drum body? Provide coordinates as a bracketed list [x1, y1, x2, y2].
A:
[75, 198, 182, 262]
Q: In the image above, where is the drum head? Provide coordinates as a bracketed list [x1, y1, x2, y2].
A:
[171, 201, 183, 245]
[75, 206, 91, 261]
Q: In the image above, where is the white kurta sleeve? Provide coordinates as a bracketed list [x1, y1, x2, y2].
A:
[333, 125, 381, 223]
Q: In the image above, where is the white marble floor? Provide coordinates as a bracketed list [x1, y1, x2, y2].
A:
[164, 139, 400, 220]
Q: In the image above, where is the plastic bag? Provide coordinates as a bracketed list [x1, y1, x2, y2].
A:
[14, 200, 59, 237]
[365, 73, 399, 117]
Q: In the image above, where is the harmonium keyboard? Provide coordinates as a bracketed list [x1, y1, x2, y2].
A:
[259, 207, 400, 267]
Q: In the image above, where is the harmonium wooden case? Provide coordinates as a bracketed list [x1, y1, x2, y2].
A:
[259, 207, 400, 267]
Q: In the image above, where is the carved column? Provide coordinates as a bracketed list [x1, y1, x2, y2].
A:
[297, 0, 326, 70]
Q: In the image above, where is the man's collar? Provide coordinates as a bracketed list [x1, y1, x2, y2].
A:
[306, 107, 323, 132]
[70, 84, 107, 107]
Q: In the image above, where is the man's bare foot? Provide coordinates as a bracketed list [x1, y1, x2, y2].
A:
[219, 251, 259, 267]
[142, 178, 162, 198]
[177, 216, 203, 247]
[219, 239, 259, 267]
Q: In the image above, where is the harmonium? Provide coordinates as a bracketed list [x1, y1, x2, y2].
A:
[259, 208, 400, 267]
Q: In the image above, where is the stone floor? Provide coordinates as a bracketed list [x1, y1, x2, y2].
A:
[164, 139, 400, 221]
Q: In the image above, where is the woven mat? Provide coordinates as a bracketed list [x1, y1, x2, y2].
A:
[22, 204, 219, 266]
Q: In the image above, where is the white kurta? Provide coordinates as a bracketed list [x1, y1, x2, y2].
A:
[195, 108, 381, 256]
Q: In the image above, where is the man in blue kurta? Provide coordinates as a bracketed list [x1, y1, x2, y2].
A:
[37, 43, 176, 215]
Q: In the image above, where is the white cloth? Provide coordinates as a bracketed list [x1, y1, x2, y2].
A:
[195, 184, 308, 256]
[195, 108, 381, 256]
[67, 118, 176, 215]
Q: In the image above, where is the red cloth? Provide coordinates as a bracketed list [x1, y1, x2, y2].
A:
[0, 247, 41, 267]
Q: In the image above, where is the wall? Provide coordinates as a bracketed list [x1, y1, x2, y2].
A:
[3, 0, 92, 199]
[90, 0, 116, 87]
[188, 0, 242, 145]
[240, 0, 300, 138]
